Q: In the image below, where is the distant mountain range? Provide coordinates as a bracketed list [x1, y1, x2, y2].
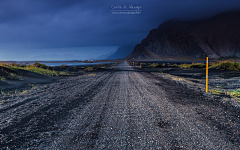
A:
[94, 51, 115, 60]
[106, 45, 135, 60]
[126, 11, 240, 59]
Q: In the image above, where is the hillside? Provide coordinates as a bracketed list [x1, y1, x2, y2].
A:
[126, 11, 240, 59]
[107, 45, 135, 60]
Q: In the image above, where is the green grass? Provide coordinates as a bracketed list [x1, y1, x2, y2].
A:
[209, 88, 240, 101]
[149, 63, 159, 68]
[178, 63, 192, 68]
[1, 85, 34, 96]
[178, 61, 240, 71]
[32, 62, 48, 68]
[8, 73, 19, 79]
[172, 63, 178, 67]
[58, 71, 71, 75]
[60, 64, 68, 68]
[86, 73, 96, 76]
[210, 89, 225, 95]
[84, 67, 94, 71]
[178, 63, 206, 69]
[0, 62, 66, 76]
[24, 67, 58, 76]
[216, 62, 240, 71]
[229, 89, 240, 97]
[0, 76, 6, 81]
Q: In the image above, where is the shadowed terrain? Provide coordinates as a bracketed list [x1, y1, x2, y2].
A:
[127, 11, 240, 59]
[0, 61, 239, 149]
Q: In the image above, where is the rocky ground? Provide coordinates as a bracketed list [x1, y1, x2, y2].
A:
[143, 66, 240, 108]
[0, 61, 240, 149]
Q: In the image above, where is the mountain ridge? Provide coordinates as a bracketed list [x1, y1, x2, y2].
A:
[126, 11, 240, 59]
[107, 45, 135, 60]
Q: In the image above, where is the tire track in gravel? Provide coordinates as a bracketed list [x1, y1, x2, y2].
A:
[157, 73, 240, 146]
[0, 96, 40, 113]
[94, 68, 170, 149]
[0, 72, 108, 130]
[0, 81, 82, 111]
[45, 72, 118, 149]
[86, 73, 116, 149]
[148, 72, 240, 147]
[91, 71, 139, 150]
[122, 70, 238, 149]
[127, 72, 182, 149]
[140, 71, 240, 149]
[0, 72, 112, 149]
[1, 61, 240, 149]
[0, 73, 105, 112]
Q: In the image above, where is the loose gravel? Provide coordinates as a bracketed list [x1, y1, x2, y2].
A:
[0, 61, 239, 149]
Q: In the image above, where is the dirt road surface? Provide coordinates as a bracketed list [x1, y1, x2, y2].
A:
[1, 61, 240, 149]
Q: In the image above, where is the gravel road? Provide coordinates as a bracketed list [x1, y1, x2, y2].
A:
[1, 61, 240, 149]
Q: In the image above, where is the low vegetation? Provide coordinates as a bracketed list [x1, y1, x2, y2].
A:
[210, 89, 225, 96]
[86, 73, 96, 76]
[84, 67, 94, 71]
[229, 89, 240, 98]
[8, 73, 20, 80]
[178, 63, 206, 69]
[60, 64, 68, 68]
[24, 66, 59, 76]
[0, 76, 6, 81]
[146, 60, 240, 102]
[178, 61, 240, 71]
[0, 62, 70, 76]
[149, 63, 159, 68]
[209, 88, 240, 101]
[1, 84, 37, 96]
[216, 62, 240, 71]
[132, 60, 240, 72]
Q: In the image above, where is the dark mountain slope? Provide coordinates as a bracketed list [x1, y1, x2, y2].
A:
[107, 45, 135, 60]
[126, 11, 240, 59]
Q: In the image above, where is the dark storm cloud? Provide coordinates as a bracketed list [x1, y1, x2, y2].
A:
[0, 0, 80, 23]
[0, 0, 240, 49]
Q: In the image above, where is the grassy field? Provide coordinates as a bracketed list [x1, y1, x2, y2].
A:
[209, 88, 240, 101]
[170, 61, 240, 100]
[0, 62, 70, 76]
[134, 60, 240, 101]
[0, 62, 116, 78]
[140, 60, 240, 71]
[0, 62, 117, 95]
[178, 61, 240, 71]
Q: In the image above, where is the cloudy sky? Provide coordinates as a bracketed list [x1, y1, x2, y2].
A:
[0, 0, 240, 61]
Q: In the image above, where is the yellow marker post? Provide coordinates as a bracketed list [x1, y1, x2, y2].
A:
[206, 57, 208, 93]
[133, 62, 134, 66]
[140, 63, 142, 69]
